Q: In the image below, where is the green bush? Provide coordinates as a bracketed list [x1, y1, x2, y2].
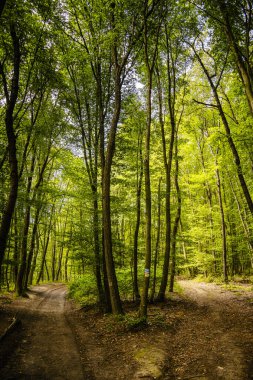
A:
[68, 274, 97, 306]
[116, 268, 134, 300]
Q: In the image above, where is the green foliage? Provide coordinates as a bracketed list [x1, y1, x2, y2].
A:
[194, 274, 223, 284]
[124, 315, 148, 331]
[68, 274, 98, 306]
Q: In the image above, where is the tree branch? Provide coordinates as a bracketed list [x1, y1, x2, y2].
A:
[193, 99, 218, 108]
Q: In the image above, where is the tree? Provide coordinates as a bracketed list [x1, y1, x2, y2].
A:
[156, 0, 194, 300]
[0, 21, 20, 278]
[138, 0, 162, 319]
[203, 0, 253, 116]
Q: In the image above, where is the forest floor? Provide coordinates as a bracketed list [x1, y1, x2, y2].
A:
[0, 279, 253, 380]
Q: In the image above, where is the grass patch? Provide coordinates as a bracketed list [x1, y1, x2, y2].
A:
[221, 283, 253, 293]
[103, 312, 148, 333]
[192, 274, 224, 284]
[173, 281, 184, 294]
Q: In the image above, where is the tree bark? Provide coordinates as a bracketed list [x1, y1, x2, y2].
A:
[157, 27, 176, 301]
[16, 150, 36, 296]
[36, 206, 54, 284]
[133, 130, 143, 301]
[24, 202, 42, 288]
[139, 70, 152, 318]
[139, 7, 160, 316]
[0, 25, 20, 277]
[150, 177, 162, 302]
[215, 156, 228, 283]
[102, 67, 123, 314]
[169, 130, 181, 292]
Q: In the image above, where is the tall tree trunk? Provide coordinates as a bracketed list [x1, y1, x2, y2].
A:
[133, 130, 143, 301]
[16, 150, 36, 296]
[139, 9, 160, 316]
[97, 66, 112, 313]
[56, 244, 63, 281]
[102, 68, 123, 314]
[52, 239, 56, 281]
[150, 177, 162, 302]
[29, 231, 40, 284]
[139, 69, 152, 318]
[64, 249, 69, 282]
[13, 211, 19, 285]
[169, 132, 181, 292]
[36, 206, 54, 284]
[215, 155, 228, 282]
[56, 215, 69, 281]
[92, 187, 104, 306]
[25, 202, 42, 288]
[157, 28, 176, 301]
[200, 126, 217, 273]
[0, 25, 20, 276]
[36, 232, 50, 284]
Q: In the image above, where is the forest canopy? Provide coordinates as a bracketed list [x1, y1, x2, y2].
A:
[0, 0, 252, 316]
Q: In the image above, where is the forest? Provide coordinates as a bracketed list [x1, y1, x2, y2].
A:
[0, 0, 253, 318]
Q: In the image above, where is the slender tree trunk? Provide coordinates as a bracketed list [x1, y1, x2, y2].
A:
[92, 187, 104, 305]
[139, 9, 161, 315]
[56, 216, 69, 281]
[36, 207, 54, 284]
[25, 202, 42, 288]
[56, 244, 63, 281]
[5, 244, 11, 291]
[139, 69, 152, 318]
[13, 211, 19, 285]
[64, 249, 69, 282]
[37, 232, 50, 284]
[133, 130, 143, 301]
[44, 260, 50, 282]
[150, 177, 162, 302]
[52, 239, 56, 281]
[157, 29, 176, 301]
[169, 132, 181, 292]
[29, 233, 39, 284]
[16, 151, 36, 296]
[215, 156, 228, 282]
[199, 126, 217, 273]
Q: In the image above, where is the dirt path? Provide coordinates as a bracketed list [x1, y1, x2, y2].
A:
[0, 284, 84, 380]
[0, 281, 252, 380]
[166, 280, 253, 380]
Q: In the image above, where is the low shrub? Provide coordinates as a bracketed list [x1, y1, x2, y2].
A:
[68, 274, 97, 306]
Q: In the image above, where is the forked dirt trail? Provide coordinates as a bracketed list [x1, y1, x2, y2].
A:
[0, 281, 253, 380]
[168, 280, 253, 380]
[0, 284, 84, 379]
